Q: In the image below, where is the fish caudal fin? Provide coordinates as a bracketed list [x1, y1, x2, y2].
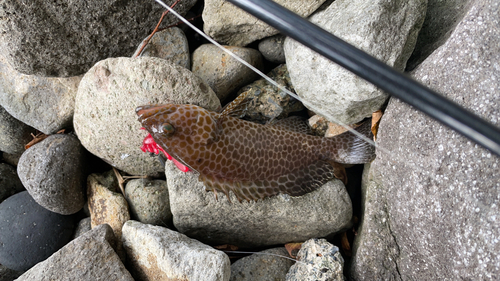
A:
[328, 119, 376, 164]
[200, 160, 344, 202]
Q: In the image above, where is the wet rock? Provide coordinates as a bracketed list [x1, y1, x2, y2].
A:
[203, 0, 327, 46]
[122, 220, 231, 281]
[0, 163, 25, 203]
[350, 1, 500, 279]
[286, 239, 345, 281]
[258, 34, 286, 63]
[73, 57, 220, 176]
[0, 191, 75, 271]
[236, 64, 304, 123]
[230, 247, 294, 281]
[0, 0, 196, 77]
[125, 178, 171, 226]
[192, 44, 263, 101]
[133, 27, 191, 69]
[166, 161, 352, 248]
[284, 0, 426, 125]
[16, 224, 133, 281]
[0, 105, 37, 155]
[72, 217, 92, 239]
[17, 134, 86, 215]
[87, 170, 129, 260]
[0, 54, 81, 134]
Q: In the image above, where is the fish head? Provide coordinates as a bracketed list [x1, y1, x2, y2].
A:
[136, 104, 217, 149]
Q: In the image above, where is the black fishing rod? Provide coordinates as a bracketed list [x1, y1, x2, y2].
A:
[227, 0, 500, 157]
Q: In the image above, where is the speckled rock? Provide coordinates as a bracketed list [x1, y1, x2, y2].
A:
[73, 57, 220, 176]
[87, 170, 129, 260]
[133, 27, 191, 69]
[0, 191, 75, 271]
[16, 224, 133, 281]
[125, 178, 171, 226]
[0, 0, 196, 77]
[0, 105, 37, 155]
[203, 0, 327, 46]
[165, 161, 352, 248]
[0, 163, 24, 203]
[191, 44, 263, 101]
[350, 1, 500, 279]
[230, 247, 294, 281]
[236, 64, 304, 123]
[0, 54, 81, 134]
[286, 239, 345, 281]
[72, 217, 92, 239]
[258, 34, 286, 64]
[17, 134, 86, 215]
[122, 220, 231, 281]
[284, 0, 427, 125]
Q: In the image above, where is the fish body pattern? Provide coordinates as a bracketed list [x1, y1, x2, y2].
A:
[137, 104, 375, 201]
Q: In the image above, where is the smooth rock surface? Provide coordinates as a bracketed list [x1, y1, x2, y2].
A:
[122, 220, 231, 281]
[191, 44, 263, 101]
[0, 54, 81, 134]
[0, 264, 23, 281]
[0, 0, 196, 77]
[203, 0, 327, 46]
[133, 27, 191, 69]
[350, 1, 500, 279]
[0, 105, 36, 155]
[16, 224, 133, 281]
[0, 163, 24, 203]
[230, 247, 294, 281]
[17, 134, 86, 215]
[284, 0, 427, 125]
[166, 161, 352, 248]
[73, 57, 220, 176]
[258, 34, 286, 64]
[125, 178, 171, 226]
[0, 191, 75, 271]
[286, 239, 345, 281]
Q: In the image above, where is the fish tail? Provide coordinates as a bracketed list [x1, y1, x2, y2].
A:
[327, 119, 376, 164]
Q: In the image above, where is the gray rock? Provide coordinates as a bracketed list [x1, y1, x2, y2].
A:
[122, 220, 231, 281]
[17, 134, 86, 215]
[286, 239, 345, 281]
[203, 0, 327, 46]
[0, 105, 36, 155]
[230, 247, 294, 281]
[236, 64, 304, 123]
[16, 224, 133, 281]
[133, 27, 191, 69]
[350, 1, 500, 279]
[284, 0, 427, 125]
[0, 0, 196, 77]
[191, 44, 263, 101]
[166, 161, 352, 248]
[0, 163, 24, 203]
[73, 57, 220, 176]
[407, 0, 473, 70]
[72, 217, 92, 239]
[125, 178, 171, 226]
[258, 34, 286, 64]
[1, 152, 21, 166]
[0, 54, 81, 134]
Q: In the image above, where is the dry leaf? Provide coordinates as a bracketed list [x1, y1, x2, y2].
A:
[285, 242, 303, 259]
[24, 129, 66, 149]
[214, 244, 239, 251]
[341, 232, 352, 257]
[371, 110, 383, 140]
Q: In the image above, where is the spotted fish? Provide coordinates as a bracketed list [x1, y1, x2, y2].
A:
[136, 103, 375, 202]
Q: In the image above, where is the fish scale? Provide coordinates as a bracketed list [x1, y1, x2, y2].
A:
[137, 104, 375, 202]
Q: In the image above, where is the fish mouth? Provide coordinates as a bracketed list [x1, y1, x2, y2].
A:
[136, 104, 175, 119]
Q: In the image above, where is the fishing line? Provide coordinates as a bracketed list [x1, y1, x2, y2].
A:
[224, 250, 312, 265]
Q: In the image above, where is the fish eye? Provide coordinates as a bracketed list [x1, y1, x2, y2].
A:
[161, 123, 175, 135]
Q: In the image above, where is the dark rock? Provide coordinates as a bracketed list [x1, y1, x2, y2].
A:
[72, 217, 92, 239]
[17, 134, 86, 215]
[0, 163, 25, 203]
[0, 105, 36, 155]
[0, 264, 23, 281]
[230, 247, 294, 281]
[125, 178, 171, 226]
[258, 34, 286, 63]
[0, 0, 197, 77]
[16, 224, 133, 281]
[0, 191, 75, 271]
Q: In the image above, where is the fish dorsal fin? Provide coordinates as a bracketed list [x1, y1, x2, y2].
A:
[199, 160, 345, 202]
[220, 91, 252, 119]
[268, 116, 313, 135]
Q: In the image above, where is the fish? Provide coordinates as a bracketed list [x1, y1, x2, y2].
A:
[136, 103, 375, 202]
